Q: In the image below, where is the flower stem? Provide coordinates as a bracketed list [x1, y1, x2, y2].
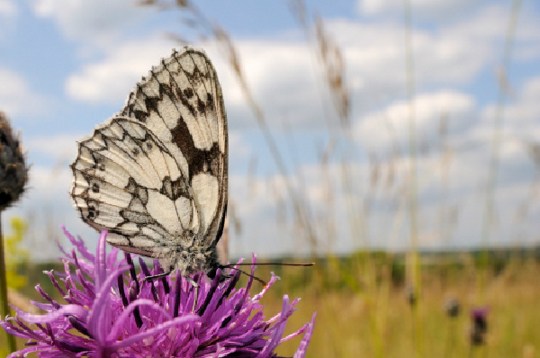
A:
[0, 213, 17, 352]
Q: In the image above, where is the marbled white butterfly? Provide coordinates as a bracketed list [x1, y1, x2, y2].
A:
[71, 47, 228, 278]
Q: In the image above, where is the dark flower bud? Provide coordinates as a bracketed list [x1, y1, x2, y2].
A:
[445, 298, 460, 318]
[470, 307, 488, 346]
[0, 112, 28, 211]
[406, 286, 417, 307]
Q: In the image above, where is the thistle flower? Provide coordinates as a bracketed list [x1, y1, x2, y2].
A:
[1, 228, 315, 357]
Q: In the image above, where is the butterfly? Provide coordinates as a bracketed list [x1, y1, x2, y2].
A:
[71, 47, 228, 278]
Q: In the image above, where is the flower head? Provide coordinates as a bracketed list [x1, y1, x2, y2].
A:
[1, 228, 315, 357]
[470, 307, 488, 346]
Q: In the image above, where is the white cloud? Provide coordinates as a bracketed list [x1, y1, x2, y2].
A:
[227, 148, 535, 253]
[227, 20, 488, 127]
[354, 90, 475, 152]
[0, 0, 16, 17]
[444, 4, 540, 43]
[25, 133, 79, 163]
[218, 41, 328, 127]
[436, 5, 540, 63]
[351, 77, 540, 198]
[349, 4, 540, 91]
[32, 0, 152, 49]
[4, 165, 94, 261]
[64, 38, 327, 127]
[358, 0, 485, 21]
[285, 143, 537, 252]
[62, 4, 540, 130]
[472, 75, 540, 154]
[332, 21, 489, 92]
[225, 12, 529, 127]
[66, 37, 175, 104]
[497, 76, 540, 137]
[0, 68, 47, 117]
[0, 0, 16, 38]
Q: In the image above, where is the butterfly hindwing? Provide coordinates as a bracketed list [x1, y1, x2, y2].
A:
[71, 117, 201, 257]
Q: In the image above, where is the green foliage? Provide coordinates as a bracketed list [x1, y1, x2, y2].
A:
[3, 217, 29, 290]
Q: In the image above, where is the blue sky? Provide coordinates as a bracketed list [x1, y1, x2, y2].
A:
[1, 0, 540, 261]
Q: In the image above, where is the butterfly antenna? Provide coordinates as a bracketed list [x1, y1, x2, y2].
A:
[221, 264, 267, 285]
[228, 262, 315, 267]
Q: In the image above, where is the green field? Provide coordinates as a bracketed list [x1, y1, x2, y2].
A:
[2, 252, 539, 357]
[262, 254, 540, 357]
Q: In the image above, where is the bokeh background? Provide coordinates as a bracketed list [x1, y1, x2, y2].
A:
[1, 0, 540, 356]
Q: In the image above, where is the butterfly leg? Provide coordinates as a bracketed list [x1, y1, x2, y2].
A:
[144, 271, 171, 281]
[185, 276, 199, 312]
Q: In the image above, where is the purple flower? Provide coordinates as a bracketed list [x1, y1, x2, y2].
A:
[1, 228, 315, 357]
[470, 307, 488, 346]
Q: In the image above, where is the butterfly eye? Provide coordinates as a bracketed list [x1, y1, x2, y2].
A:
[179, 251, 190, 261]
[91, 183, 100, 193]
[132, 147, 140, 156]
[146, 142, 153, 151]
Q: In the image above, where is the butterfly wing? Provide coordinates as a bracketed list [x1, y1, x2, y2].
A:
[72, 117, 200, 258]
[71, 47, 228, 260]
[120, 47, 228, 250]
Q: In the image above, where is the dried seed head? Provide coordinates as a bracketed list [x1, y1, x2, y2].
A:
[0, 112, 28, 211]
[445, 298, 460, 318]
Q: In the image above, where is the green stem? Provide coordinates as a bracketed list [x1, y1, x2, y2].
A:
[0, 213, 17, 352]
[403, 0, 422, 355]
[479, 0, 522, 297]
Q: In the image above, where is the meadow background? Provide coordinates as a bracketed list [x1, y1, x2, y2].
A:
[1, 0, 540, 356]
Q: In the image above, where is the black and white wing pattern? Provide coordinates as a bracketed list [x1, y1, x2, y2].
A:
[71, 47, 228, 276]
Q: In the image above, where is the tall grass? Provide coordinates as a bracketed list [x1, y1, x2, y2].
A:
[478, 0, 523, 298]
[259, 256, 540, 357]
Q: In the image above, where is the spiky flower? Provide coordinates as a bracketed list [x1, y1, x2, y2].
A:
[0, 112, 28, 211]
[1, 229, 315, 357]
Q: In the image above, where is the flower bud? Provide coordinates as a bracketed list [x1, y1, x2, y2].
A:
[0, 112, 28, 211]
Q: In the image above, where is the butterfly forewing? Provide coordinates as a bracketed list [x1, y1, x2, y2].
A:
[121, 48, 228, 248]
[71, 47, 228, 274]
